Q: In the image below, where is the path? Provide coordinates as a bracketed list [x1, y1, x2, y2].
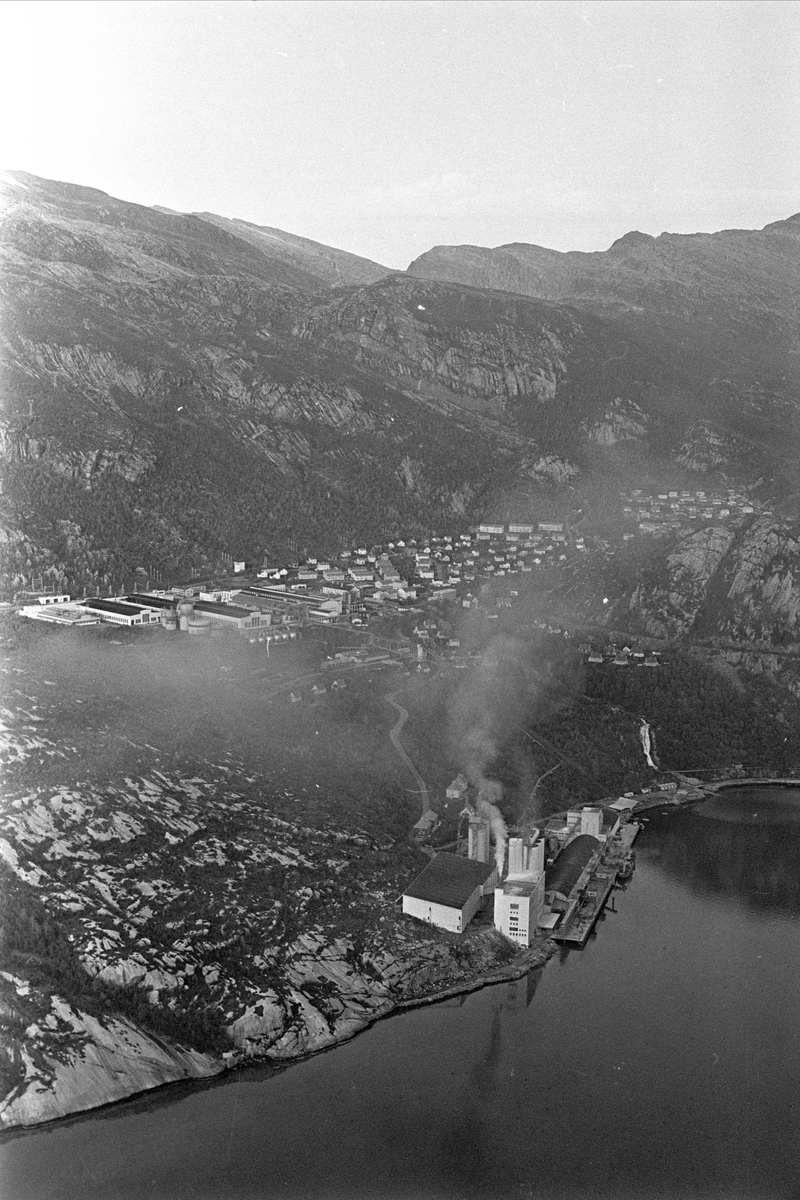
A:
[385, 694, 431, 817]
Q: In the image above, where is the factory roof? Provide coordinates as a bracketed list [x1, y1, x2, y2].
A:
[124, 593, 176, 609]
[403, 853, 495, 909]
[545, 835, 600, 899]
[193, 601, 253, 618]
[81, 598, 151, 616]
[500, 878, 541, 897]
[227, 593, 275, 611]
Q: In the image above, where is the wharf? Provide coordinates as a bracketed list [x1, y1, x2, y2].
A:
[551, 870, 618, 946]
[550, 823, 639, 947]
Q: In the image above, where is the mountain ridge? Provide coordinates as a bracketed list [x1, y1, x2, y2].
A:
[3, 170, 800, 652]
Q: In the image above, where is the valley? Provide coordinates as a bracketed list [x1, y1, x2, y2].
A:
[3, 171, 800, 1132]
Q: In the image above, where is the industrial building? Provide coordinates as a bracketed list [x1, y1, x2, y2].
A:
[493, 833, 547, 947]
[191, 601, 267, 631]
[18, 601, 100, 626]
[124, 593, 177, 611]
[79, 599, 161, 627]
[402, 853, 498, 933]
[494, 877, 545, 947]
[544, 834, 601, 911]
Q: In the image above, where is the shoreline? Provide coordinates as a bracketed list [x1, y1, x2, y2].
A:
[8, 779, 799, 1134]
[1, 937, 558, 1135]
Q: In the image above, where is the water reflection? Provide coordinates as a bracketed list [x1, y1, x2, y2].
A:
[643, 787, 800, 917]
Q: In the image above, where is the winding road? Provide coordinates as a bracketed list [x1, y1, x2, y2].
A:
[385, 694, 431, 817]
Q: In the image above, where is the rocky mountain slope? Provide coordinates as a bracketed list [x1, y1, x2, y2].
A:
[407, 216, 800, 375]
[3, 171, 800, 647]
[408, 217, 800, 491]
[0, 653, 555, 1130]
[190, 210, 391, 287]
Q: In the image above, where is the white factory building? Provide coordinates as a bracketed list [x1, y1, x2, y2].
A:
[402, 853, 498, 934]
[493, 834, 547, 948]
[80, 598, 161, 626]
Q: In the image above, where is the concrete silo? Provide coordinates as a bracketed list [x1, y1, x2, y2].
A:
[468, 816, 491, 864]
[580, 807, 602, 838]
[176, 598, 194, 632]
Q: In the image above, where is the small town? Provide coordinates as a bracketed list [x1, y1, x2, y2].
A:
[620, 486, 767, 536]
[15, 486, 764, 645]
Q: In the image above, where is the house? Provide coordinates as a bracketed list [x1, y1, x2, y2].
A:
[446, 774, 469, 800]
[402, 853, 498, 933]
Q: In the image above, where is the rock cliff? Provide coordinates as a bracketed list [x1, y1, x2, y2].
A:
[621, 516, 800, 653]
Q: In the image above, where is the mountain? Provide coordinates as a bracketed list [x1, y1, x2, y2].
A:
[190, 211, 391, 287]
[2, 170, 800, 649]
[407, 217, 800, 370]
[409, 219, 800, 489]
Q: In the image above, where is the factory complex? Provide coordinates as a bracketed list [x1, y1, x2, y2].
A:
[402, 797, 635, 949]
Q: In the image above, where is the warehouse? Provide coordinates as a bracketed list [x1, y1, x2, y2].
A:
[191, 601, 267, 630]
[19, 602, 100, 626]
[402, 853, 498, 933]
[124, 592, 177, 610]
[544, 834, 600, 907]
[80, 599, 161, 627]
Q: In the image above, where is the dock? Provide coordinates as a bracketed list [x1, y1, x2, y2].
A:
[551, 822, 639, 947]
[551, 870, 618, 946]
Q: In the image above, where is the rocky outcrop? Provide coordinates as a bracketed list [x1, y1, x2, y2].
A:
[583, 397, 647, 445]
[0, 981, 222, 1129]
[290, 276, 577, 419]
[622, 517, 800, 648]
[224, 929, 552, 1063]
[724, 519, 800, 641]
[526, 455, 580, 484]
[0, 756, 554, 1130]
[627, 526, 736, 638]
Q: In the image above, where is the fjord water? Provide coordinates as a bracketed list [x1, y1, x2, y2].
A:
[4, 787, 800, 1200]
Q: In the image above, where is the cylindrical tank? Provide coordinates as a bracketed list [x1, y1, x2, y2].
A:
[187, 616, 210, 636]
[468, 818, 491, 864]
[527, 836, 546, 874]
[508, 837, 525, 876]
[177, 598, 194, 633]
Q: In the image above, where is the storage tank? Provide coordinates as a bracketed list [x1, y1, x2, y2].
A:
[468, 817, 491, 864]
[508, 837, 525, 877]
[187, 616, 210, 636]
[176, 598, 194, 632]
[527, 835, 546, 874]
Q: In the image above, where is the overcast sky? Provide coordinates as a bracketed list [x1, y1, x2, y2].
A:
[2, 0, 798, 267]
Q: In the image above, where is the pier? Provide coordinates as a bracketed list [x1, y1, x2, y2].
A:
[550, 822, 639, 946]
